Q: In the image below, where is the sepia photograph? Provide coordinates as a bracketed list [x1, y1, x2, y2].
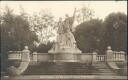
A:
[0, 1, 127, 80]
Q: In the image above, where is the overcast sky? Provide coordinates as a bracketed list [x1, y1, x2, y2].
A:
[0, 1, 127, 20]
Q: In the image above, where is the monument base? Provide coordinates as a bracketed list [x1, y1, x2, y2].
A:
[48, 46, 82, 54]
[53, 53, 81, 62]
[48, 45, 82, 62]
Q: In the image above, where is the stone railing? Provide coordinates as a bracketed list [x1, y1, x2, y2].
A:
[125, 54, 127, 61]
[8, 46, 127, 63]
[8, 51, 22, 60]
[106, 46, 127, 62]
[96, 55, 106, 61]
[92, 46, 127, 62]
[113, 51, 126, 61]
[32, 52, 53, 62]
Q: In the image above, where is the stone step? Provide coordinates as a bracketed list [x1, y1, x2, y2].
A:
[98, 68, 111, 70]
[99, 70, 113, 73]
[98, 68, 112, 70]
[3, 75, 127, 80]
[92, 63, 117, 75]
[24, 73, 116, 75]
[94, 65, 108, 68]
[24, 62, 117, 75]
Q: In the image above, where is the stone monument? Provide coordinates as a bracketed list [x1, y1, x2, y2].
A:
[49, 10, 81, 54]
[48, 9, 81, 62]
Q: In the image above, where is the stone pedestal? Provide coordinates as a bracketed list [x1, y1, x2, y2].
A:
[106, 46, 113, 61]
[48, 37, 82, 62]
[92, 52, 97, 62]
[53, 53, 81, 62]
[48, 45, 82, 62]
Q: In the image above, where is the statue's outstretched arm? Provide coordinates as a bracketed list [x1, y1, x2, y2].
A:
[72, 8, 77, 24]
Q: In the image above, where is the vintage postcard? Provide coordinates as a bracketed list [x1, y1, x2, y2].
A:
[0, 1, 127, 80]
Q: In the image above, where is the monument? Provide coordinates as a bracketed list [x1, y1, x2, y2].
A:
[5, 8, 127, 80]
[48, 9, 82, 62]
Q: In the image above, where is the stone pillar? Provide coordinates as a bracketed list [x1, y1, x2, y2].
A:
[106, 46, 113, 61]
[22, 46, 30, 62]
[92, 52, 97, 62]
[120, 51, 125, 61]
[32, 52, 38, 62]
[7, 46, 31, 76]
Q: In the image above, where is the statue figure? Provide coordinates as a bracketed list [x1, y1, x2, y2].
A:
[57, 8, 76, 49]
[49, 8, 81, 53]
[63, 14, 76, 48]
[64, 14, 74, 32]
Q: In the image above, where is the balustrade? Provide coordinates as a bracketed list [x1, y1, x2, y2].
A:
[96, 55, 106, 61]
[8, 51, 22, 60]
[113, 51, 125, 61]
[8, 46, 127, 63]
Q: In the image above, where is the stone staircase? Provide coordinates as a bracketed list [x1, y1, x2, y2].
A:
[92, 62, 117, 75]
[3, 62, 127, 80]
[24, 62, 117, 75]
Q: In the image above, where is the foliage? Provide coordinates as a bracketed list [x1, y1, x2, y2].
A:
[28, 10, 57, 45]
[75, 5, 94, 25]
[103, 12, 127, 52]
[1, 7, 37, 71]
[34, 42, 53, 53]
[1, 7, 37, 52]
[74, 19, 104, 53]
[74, 12, 127, 54]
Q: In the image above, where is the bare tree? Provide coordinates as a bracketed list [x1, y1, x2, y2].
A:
[75, 5, 95, 24]
[28, 10, 57, 46]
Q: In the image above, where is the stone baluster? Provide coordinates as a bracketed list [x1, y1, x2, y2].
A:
[120, 51, 125, 61]
[125, 54, 127, 61]
[101, 56, 103, 61]
[104, 56, 106, 61]
[103, 56, 105, 61]
[120, 52, 122, 60]
[119, 52, 121, 60]
[116, 53, 118, 61]
[100, 56, 102, 61]
[115, 52, 117, 61]
[113, 52, 115, 61]
[118, 52, 120, 61]
[116, 52, 118, 61]
[103, 56, 104, 61]
[99, 56, 100, 61]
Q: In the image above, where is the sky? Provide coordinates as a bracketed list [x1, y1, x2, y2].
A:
[0, 1, 127, 20]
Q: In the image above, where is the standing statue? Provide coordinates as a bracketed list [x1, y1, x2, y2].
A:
[58, 8, 76, 49]
[49, 8, 81, 53]
[62, 14, 76, 48]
